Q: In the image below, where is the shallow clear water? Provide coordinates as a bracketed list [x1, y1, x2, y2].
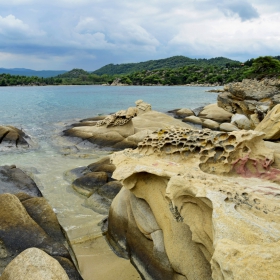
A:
[0, 85, 218, 239]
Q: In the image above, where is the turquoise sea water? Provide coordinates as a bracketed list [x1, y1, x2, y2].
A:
[0, 85, 218, 240]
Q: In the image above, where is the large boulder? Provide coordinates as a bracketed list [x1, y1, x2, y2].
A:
[107, 127, 280, 280]
[255, 104, 280, 140]
[0, 165, 42, 197]
[0, 167, 82, 280]
[0, 248, 69, 280]
[231, 113, 253, 130]
[198, 103, 232, 123]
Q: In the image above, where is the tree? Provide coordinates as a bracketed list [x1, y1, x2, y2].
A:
[245, 56, 280, 79]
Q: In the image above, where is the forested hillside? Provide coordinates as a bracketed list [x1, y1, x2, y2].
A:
[0, 56, 279, 86]
[92, 56, 241, 75]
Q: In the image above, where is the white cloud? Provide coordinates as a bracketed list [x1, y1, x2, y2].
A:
[168, 12, 280, 59]
[0, 14, 44, 39]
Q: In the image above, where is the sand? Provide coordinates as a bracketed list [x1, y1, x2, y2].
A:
[72, 236, 141, 280]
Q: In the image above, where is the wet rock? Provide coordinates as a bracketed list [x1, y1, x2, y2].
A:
[0, 126, 32, 150]
[0, 165, 42, 197]
[72, 172, 108, 196]
[0, 194, 70, 274]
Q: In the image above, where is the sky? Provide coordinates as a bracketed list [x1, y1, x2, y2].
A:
[0, 0, 279, 71]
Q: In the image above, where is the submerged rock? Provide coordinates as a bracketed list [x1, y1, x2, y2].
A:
[107, 127, 280, 280]
[0, 126, 33, 151]
[66, 157, 122, 215]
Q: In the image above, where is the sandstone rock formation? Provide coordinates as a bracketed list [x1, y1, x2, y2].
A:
[62, 101, 191, 152]
[255, 104, 280, 140]
[0, 126, 33, 151]
[217, 79, 280, 122]
[0, 248, 69, 280]
[0, 166, 82, 280]
[106, 127, 280, 280]
[198, 103, 232, 123]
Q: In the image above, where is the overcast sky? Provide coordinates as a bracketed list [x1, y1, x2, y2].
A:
[0, 0, 279, 70]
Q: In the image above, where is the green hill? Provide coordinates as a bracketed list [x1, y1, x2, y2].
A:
[57, 68, 89, 78]
[92, 56, 241, 75]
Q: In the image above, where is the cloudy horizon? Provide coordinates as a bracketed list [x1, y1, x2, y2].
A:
[0, 0, 279, 71]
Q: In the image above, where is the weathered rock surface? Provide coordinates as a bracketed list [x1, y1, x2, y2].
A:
[62, 100, 192, 152]
[0, 166, 82, 280]
[231, 113, 253, 130]
[182, 115, 203, 125]
[0, 165, 42, 197]
[217, 79, 280, 121]
[198, 103, 232, 123]
[0, 126, 32, 151]
[107, 127, 280, 280]
[255, 104, 280, 140]
[201, 119, 220, 130]
[66, 157, 122, 214]
[170, 108, 195, 119]
[0, 248, 69, 280]
[219, 122, 239, 132]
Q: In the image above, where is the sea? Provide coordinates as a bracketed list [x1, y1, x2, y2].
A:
[0, 85, 218, 275]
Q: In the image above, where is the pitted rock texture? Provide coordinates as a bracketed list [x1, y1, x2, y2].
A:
[62, 101, 192, 152]
[217, 79, 280, 122]
[137, 127, 276, 181]
[96, 107, 138, 127]
[107, 127, 280, 280]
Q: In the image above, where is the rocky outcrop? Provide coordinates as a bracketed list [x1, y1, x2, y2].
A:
[255, 104, 280, 140]
[0, 248, 69, 280]
[62, 100, 192, 152]
[0, 166, 82, 280]
[106, 127, 280, 280]
[0, 126, 33, 151]
[64, 157, 122, 214]
[217, 79, 280, 122]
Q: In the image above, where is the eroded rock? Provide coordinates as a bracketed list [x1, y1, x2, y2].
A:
[217, 79, 280, 121]
[61, 101, 192, 153]
[107, 127, 280, 280]
[0, 126, 32, 151]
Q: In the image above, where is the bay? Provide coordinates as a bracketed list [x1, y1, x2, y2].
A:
[0, 85, 218, 279]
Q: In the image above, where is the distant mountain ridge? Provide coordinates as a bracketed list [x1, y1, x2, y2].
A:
[0, 68, 67, 78]
[92, 56, 242, 76]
